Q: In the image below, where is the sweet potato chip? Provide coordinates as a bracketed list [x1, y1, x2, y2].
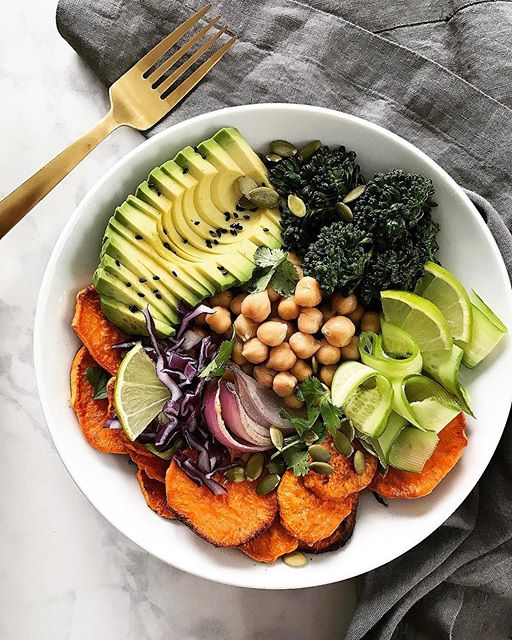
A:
[278, 470, 357, 545]
[136, 468, 175, 519]
[70, 346, 126, 454]
[166, 461, 278, 547]
[299, 495, 358, 554]
[303, 440, 377, 501]
[371, 413, 468, 499]
[107, 377, 116, 417]
[240, 519, 298, 563]
[72, 285, 127, 375]
[129, 449, 169, 483]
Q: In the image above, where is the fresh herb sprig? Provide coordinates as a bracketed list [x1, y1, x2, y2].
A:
[248, 247, 299, 296]
[199, 331, 236, 379]
[86, 366, 110, 400]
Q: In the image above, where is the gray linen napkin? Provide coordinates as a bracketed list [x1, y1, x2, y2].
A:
[56, 1, 512, 638]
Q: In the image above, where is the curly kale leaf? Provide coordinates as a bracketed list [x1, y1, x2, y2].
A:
[268, 146, 362, 256]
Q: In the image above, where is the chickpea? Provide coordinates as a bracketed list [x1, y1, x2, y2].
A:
[205, 306, 231, 334]
[241, 362, 254, 376]
[361, 311, 381, 333]
[347, 304, 365, 327]
[319, 365, 337, 387]
[210, 290, 233, 308]
[316, 339, 341, 365]
[230, 293, 247, 315]
[290, 359, 313, 382]
[341, 335, 360, 361]
[331, 293, 358, 316]
[289, 332, 321, 359]
[267, 342, 297, 372]
[231, 340, 247, 365]
[241, 338, 269, 364]
[253, 365, 276, 388]
[241, 290, 271, 323]
[287, 252, 302, 267]
[257, 321, 288, 347]
[278, 297, 301, 320]
[266, 285, 280, 302]
[270, 317, 294, 340]
[273, 372, 298, 398]
[284, 394, 305, 409]
[320, 305, 334, 323]
[322, 316, 356, 348]
[294, 276, 322, 307]
[234, 314, 258, 342]
[297, 307, 323, 334]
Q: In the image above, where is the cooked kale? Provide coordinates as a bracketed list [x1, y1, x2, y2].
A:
[302, 170, 439, 306]
[267, 146, 362, 255]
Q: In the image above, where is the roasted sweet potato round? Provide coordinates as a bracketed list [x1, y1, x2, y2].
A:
[70, 346, 126, 454]
[136, 468, 175, 519]
[278, 470, 357, 545]
[129, 450, 169, 483]
[166, 461, 278, 547]
[72, 285, 127, 375]
[303, 440, 376, 500]
[371, 413, 467, 499]
[240, 520, 298, 563]
[298, 494, 358, 554]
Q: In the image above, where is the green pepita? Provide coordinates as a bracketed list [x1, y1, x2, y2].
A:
[287, 194, 307, 218]
[282, 551, 308, 568]
[256, 473, 281, 495]
[265, 152, 283, 163]
[339, 418, 355, 441]
[269, 139, 297, 158]
[238, 196, 253, 210]
[248, 186, 280, 209]
[267, 459, 286, 475]
[309, 461, 334, 475]
[308, 444, 331, 463]
[343, 184, 365, 204]
[224, 466, 245, 483]
[299, 140, 321, 162]
[270, 426, 284, 450]
[333, 431, 354, 457]
[336, 201, 353, 222]
[238, 175, 258, 198]
[302, 430, 319, 446]
[245, 452, 265, 481]
[311, 356, 319, 375]
[353, 450, 366, 475]
[241, 452, 252, 462]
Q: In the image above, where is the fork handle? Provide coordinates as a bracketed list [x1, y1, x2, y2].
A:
[0, 111, 120, 239]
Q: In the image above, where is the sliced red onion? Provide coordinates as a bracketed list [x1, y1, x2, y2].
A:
[220, 383, 272, 447]
[181, 329, 203, 351]
[176, 304, 214, 339]
[203, 383, 268, 453]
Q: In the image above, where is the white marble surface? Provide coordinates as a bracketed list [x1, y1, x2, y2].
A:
[0, 1, 357, 638]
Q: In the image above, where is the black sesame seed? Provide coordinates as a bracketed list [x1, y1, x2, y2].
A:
[139, 278, 147, 283]
[220, 228, 227, 234]
[243, 215, 250, 220]
[153, 289, 158, 294]
[193, 146, 199, 153]
[213, 239, 219, 245]
[236, 204, 243, 212]
[201, 153, 207, 160]
[164, 242, 171, 250]
[172, 271, 178, 277]
[261, 182, 265, 187]
[224, 212, 231, 221]
[216, 229, 222, 237]
[183, 167, 189, 174]
[263, 228, 269, 232]
[217, 265, 224, 271]
[183, 239, 188, 244]
[135, 234, 143, 240]
[209, 230, 216, 237]
[153, 275, 160, 281]
[163, 228, 169, 236]
[205, 240, 212, 248]
[233, 212, 239, 218]
[115, 259, 120, 267]
[125, 282, 131, 288]
[138, 292, 145, 298]
[155, 293, 162, 299]
[148, 182, 155, 189]
[194, 220, 200, 226]
[230, 229, 237, 236]
[129, 305, 137, 313]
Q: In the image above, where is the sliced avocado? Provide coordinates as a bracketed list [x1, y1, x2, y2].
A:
[213, 127, 269, 185]
[100, 296, 174, 338]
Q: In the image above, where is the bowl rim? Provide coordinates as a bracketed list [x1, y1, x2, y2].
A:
[34, 103, 512, 589]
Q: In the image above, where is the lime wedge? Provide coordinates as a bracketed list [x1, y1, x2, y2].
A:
[114, 343, 170, 441]
[381, 290, 452, 352]
[415, 262, 472, 345]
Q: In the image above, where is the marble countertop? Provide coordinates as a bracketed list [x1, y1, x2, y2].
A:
[0, 1, 357, 638]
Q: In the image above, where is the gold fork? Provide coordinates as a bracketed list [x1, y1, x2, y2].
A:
[0, 5, 235, 240]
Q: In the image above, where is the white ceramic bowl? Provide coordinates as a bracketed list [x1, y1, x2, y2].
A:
[34, 104, 512, 589]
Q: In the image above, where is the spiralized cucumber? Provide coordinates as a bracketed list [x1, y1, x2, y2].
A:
[388, 427, 439, 473]
[422, 345, 473, 415]
[462, 290, 508, 368]
[359, 322, 422, 380]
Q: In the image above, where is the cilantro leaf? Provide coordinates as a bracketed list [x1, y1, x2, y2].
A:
[296, 376, 341, 436]
[248, 267, 274, 294]
[254, 247, 288, 268]
[199, 331, 236, 379]
[248, 247, 299, 296]
[281, 405, 320, 437]
[271, 258, 300, 296]
[320, 401, 342, 436]
[86, 366, 110, 400]
[282, 445, 310, 477]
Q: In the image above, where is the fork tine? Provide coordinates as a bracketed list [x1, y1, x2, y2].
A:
[162, 36, 236, 108]
[147, 15, 220, 85]
[156, 27, 227, 96]
[138, 4, 211, 73]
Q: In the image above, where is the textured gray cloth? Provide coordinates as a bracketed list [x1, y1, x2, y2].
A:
[56, 1, 512, 638]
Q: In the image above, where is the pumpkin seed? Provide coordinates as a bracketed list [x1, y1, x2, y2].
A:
[270, 426, 284, 450]
[359, 439, 379, 458]
[336, 201, 353, 222]
[339, 418, 355, 441]
[302, 430, 319, 446]
[267, 459, 286, 475]
[309, 461, 334, 475]
[269, 139, 297, 158]
[308, 444, 331, 463]
[246, 452, 265, 481]
[342, 184, 365, 204]
[265, 152, 283, 163]
[238, 175, 258, 198]
[333, 431, 353, 457]
[353, 450, 366, 475]
[287, 194, 307, 218]
[282, 551, 308, 568]
[241, 452, 252, 462]
[224, 466, 245, 483]
[256, 473, 280, 495]
[299, 139, 321, 161]
[248, 186, 280, 209]
[311, 355, 319, 375]
[238, 196, 253, 210]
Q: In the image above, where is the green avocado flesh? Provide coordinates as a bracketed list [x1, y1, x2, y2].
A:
[94, 128, 282, 335]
